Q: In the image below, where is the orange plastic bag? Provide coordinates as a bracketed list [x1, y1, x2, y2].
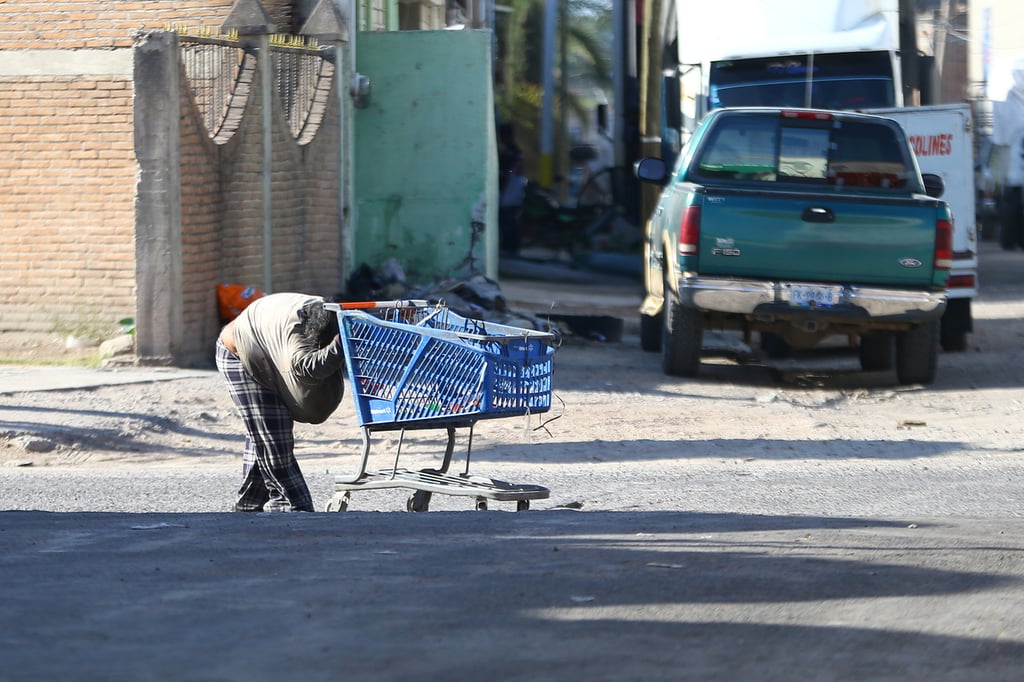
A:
[217, 284, 264, 323]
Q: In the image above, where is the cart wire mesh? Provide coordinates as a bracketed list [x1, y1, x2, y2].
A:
[326, 302, 555, 428]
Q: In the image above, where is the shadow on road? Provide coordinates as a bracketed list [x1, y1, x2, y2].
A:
[1, 509, 1021, 680]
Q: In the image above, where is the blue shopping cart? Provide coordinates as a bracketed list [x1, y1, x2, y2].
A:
[324, 301, 557, 512]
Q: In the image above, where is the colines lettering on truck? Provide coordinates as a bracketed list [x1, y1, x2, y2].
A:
[635, 107, 951, 386]
[909, 133, 953, 157]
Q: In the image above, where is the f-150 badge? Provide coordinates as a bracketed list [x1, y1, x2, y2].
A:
[712, 237, 741, 257]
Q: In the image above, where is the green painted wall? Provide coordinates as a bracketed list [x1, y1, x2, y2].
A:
[353, 30, 497, 284]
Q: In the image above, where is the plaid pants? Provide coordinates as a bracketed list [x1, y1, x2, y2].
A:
[216, 339, 315, 512]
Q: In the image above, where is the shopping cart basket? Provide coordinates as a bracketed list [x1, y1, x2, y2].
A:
[323, 300, 556, 512]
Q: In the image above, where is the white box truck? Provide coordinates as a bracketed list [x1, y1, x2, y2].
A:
[868, 104, 978, 351]
[673, 0, 903, 144]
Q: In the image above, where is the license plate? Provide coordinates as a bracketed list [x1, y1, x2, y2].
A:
[780, 283, 842, 307]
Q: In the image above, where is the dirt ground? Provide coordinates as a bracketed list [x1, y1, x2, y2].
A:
[2, 242, 1024, 519]
[5, 243, 1024, 680]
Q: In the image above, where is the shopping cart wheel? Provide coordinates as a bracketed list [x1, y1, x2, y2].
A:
[407, 490, 432, 512]
[516, 499, 530, 512]
[475, 496, 488, 511]
[325, 492, 350, 512]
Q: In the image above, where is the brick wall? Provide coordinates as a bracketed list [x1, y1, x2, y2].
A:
[0, 74, 137, 339]
[0, 1, 344, 364]
[0, 1, 301, 49]
[178, 70, 230, 362]
[174, 41, 342, 364]
[266, 81, 342, 297]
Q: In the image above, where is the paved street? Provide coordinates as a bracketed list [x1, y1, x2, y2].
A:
[2, 510, 1022, 681]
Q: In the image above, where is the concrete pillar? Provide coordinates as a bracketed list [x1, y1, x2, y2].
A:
[133, 31, 183, 365]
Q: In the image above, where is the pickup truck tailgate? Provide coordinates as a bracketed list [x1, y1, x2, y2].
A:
[697, 188, 941, 287]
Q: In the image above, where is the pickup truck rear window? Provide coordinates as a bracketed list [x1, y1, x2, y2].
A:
[694, 115, 911, 191]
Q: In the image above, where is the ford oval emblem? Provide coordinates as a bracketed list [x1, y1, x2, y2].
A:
[899, 257, 923, 268]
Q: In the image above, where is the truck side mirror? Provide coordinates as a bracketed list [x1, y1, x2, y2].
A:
[635, 158, 668, 185]
[922, 173, 944, 198]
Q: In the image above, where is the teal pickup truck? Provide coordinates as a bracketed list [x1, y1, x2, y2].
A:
[635, 107, 952, 385]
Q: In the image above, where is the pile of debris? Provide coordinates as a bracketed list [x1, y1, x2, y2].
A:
[341, 259, 624, 343]
[341, 260, 557, 333]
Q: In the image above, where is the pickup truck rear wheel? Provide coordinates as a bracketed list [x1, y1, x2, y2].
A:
[895, 321, 939, 385]
[663, 299, 702, 377]
[640, 312, 663, 352]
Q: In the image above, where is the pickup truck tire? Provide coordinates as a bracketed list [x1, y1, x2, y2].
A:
[640, 312, 663, 352]
[663, 299, 702, 377]
[895, 321, 940, 385]
[859, 334, 895, 372]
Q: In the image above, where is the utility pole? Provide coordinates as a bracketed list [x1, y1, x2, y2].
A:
[540, 0, 557, 188]
[639, 0, 663, 223]
[612, 0, 626, 171]
[558, 0, 569, 201]
[898, 0, 920, 105]
[933, 0, 952, 98]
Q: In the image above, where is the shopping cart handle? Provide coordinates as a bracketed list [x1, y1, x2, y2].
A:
[330, 299, 430, 310]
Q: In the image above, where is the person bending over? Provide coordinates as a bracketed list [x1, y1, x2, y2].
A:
[216, 293, 345, 512]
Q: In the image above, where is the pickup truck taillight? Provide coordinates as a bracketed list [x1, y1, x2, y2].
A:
[935, 217, 953, 271]
[678, 205, 701, 256]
